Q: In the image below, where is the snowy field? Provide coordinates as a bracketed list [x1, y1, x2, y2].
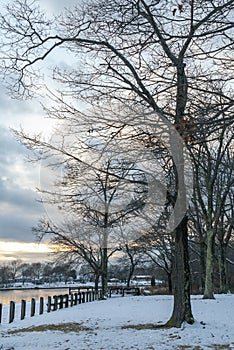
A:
[0, 294, 233, 350]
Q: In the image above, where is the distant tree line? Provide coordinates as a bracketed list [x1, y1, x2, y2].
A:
[0, 260, 77, 287]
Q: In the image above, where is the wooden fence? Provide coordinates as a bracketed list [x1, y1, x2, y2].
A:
[0, 289, 103, 325]
[0, 287, 140, 325]
[69, 286, 140, 297]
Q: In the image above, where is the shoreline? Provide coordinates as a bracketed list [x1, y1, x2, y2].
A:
[0, 285, 97, 292]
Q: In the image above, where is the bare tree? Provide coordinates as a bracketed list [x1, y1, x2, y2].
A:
[190, 126, 234, 298]
[216, 189, 234, 293]
[1, 0, 234, 327]
[35, 219, 118, 293]
[8, 259, 23, 283]
[0, 264, 11, 287]
[119, 242, 145, 288]
[142, 228, 174, 294]
[33, 149, 146, 296]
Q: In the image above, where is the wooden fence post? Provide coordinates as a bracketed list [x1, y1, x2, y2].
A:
[39, 297, 44, 315]
[64, 294, 69, 308]
[59, 295, 63, 309]
[70, 293, 74, 307]
[31, 298, 36, 317]
[99, 290, 103, 300]
[78, 292, 82, 304]
[21, 299, 26, 320]
[9, 301, 15, 323]
[74, 292, 78, 305]
[47, 296, 52, 313]
[0, 303, 2, 324]
[53, 295, 58, 311]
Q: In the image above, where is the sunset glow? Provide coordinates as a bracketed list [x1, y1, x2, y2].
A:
[0, 241, 53, 262]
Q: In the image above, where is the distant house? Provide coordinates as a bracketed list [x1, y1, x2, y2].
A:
[108, 278, 121, 286]
[132, 275, 163, 286]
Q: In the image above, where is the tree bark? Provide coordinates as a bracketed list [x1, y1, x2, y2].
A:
[199, 239, 206, 293]
[167, 271, 173, 294]
[166, 73, 194, 326]
[218, 242, 228, 294]
[126, 246, 136, 288]
[203, 230, 215, 299]
[101, 247, 108, 298]
[94, 271, 100, 292]
[127, 265, 135, 288]
[166, 216, 194, 327]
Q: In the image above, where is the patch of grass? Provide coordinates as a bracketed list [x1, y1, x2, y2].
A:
[141, 287, 171, 295]
[121, 323, 169, 330]
[209, 345, 233, 350]
[7, 322, 92, 335]
[176, 345, 232, 350]
[176, 347, 203, 350]
[121, 326, 233, 350]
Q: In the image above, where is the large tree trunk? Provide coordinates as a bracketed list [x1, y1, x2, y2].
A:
[126, 247, 135, 288]
[94, 271, 100, 292]
[203, 230, 215, 299]
[127, 265, 135, 288]
[101, 247, 108, 298]
[166, 74, 194, 326]
[199, 238, 206, 293]
[166, 216, 194, 327]
[218, 241, 228, 294]
[167, 271, 173, 294]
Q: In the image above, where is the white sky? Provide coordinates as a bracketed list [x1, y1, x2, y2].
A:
[0, 0, 82, 262]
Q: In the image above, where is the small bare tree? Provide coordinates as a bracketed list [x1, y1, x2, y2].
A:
[190, 126, 234, 298]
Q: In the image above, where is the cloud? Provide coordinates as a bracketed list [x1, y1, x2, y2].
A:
[0, 126, 23, 162]
[0, 205, 42, 241]
[0, 251, 52, 262]
[0, 241, 53, 262]
[0, 0, 84, 259]
[0, 126, 45, 243]
[40, 0, 81, 14]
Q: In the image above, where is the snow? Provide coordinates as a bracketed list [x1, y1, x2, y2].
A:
[0, 294, 234, 350]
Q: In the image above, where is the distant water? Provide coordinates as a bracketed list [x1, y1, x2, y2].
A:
[0, 288, 69, 305]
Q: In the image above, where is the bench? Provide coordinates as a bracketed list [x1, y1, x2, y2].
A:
[109, 287, 140, 297]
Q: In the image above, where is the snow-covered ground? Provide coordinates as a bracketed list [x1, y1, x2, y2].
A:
[0, 294, 233, 350]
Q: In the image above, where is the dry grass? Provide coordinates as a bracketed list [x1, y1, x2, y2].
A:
[121, 325, 233, 350]
[141, 286, 171, 295]
[121, 323, 168, 330]
[5, 323, 233, 350]
[177, 346, 233, 350]
[176, 347, 203, 350]
[209, 346, 234, 350]
[7, 322, 92, 335]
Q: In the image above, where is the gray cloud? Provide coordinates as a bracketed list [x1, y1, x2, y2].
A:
[0, 180, 42, 212]
[0, 213, 40, 242]
[40, 0, 82, 15]
[0, 0, 83, 260]
[0, 251, 52, 263]
[0, 125, 24, 161]
[0, 126, 45, 243]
